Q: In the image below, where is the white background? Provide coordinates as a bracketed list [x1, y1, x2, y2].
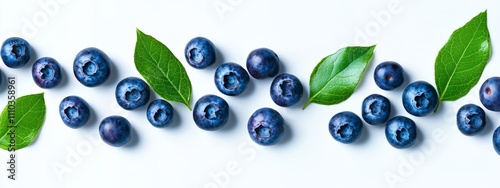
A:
[0, 0, 499, 187]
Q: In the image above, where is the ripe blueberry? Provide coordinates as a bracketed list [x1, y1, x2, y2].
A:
[59, 96, 90, 129]
[115, 77, 150, 110]
[385, 116, 417, 149]
[73, 47, 111, 87]
[270, 73, 303, 107]
[374, 61, 405, 90]
[32, 57, 62, 89]
[456, 104, 486, 136]
[214, 62, 250, 96]
[1, 37, 31, 68]
[246, 48, 280, 79]
[185, 37, 217, 69]
[247, 108, 285, 146]
[362, 94, 391, 125]
[193, 95, 229, 131]
[480, 77, 500, 111]
[328, 111, 363, 144]
[147, 99, 174, 128]
[99, 116, 132, 147]
[493, 126, 500, 155]
[402, 81, 438, 117]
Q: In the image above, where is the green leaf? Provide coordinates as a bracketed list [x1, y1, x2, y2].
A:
[303, 45, 376, 109]
[434, 11, 491, 111]
[134, 28, 192, 110]
[0, 93, 46, 150]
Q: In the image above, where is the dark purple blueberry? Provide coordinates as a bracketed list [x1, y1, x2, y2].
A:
[32, 57, 62, 88]
[247, 108, 285, 146]
[246, 48, 280, 79]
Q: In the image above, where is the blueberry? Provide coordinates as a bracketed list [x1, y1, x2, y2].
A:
[185, 37, 217, 69]
[99, 116, 132, 147]
[328, 111, 363, 144]
[193, 95, 229, 131]
[402, 81, 438, 117]
[147, 99, 174, 128]
[32, 57, 62, 89]
[385, 116, 417, 149]
[247, 108, 285, 146]
[214, 62, 250, 96]
[456, 104, 486, 136]
[480, 77, 500, 111]
[362, 94, 391, 125]
[493, 126, 500, 155]
[59, 96, 90, 129]
[246, 48, 280, 79]
[73, 47, 111, 87]
[270, 73, 303, 107]
[1, 37, 31, 68]
[374, 61, 405, 90]
[115, 77, 150, 110]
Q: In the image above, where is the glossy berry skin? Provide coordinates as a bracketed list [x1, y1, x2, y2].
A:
[402, 81, 438, 117]
[214, 62, 250, 96]
[270, 73, 303, 107]
[246, 48, 280, 79]
[115, 77, 150, 110]
[385, 116, 417, 149]
[456, 104, 486, 136]
[374, 61, 405, 90]
[193, 95, 229, 131]
[1, 37, 31, 68]
[493, 126, 500, 155]
[185, 37, 217, 69]
[328, 111, 363, 144]
[59, 96, 90, 129]
[73, 47, 111, 87]
[147, 99, 174, 128]
[32, 57, 62, 88]
[479, 77, 500, 111]
[247, 108, 285, 146]
[99, 116, 132, 147]
[362, 94, 391, 125]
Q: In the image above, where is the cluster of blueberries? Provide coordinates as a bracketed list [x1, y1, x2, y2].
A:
[333, 61, 500, 154]
[186, 37, 303, 145]
[2, 36, 500, 153]
[0, 36, 304, 147]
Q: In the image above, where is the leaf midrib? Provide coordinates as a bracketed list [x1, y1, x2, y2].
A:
[138, 34, 189, 105]
[439, 21, 482, 101]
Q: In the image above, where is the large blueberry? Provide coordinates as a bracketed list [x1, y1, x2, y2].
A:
[328, 111, 363, 144]
[246, 48, 280, 79]
[185, 37, 217, 69]
[480, 77, 500, 111]
[147, 99, 174, 128]
[362, 94, 391, 125]
[99, 116, 132, 147]
[214, 62, 250, 96]
[247, 108, 285, 146]
[374, 61, 405, 90]
[193, 95, 229, 131]
[493, 126, 500, 155]
[1, 37, 31, 68]
[385, 116, 417, 149]
[402, 81, 438, 117]
[270, 73, 303, 107]
[59, 96, 90, 129]
[456, 104, 486, 136]
[73, 47, 111, 87]
[115, 77, 150, 110]
[32, 57, 62, 88]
